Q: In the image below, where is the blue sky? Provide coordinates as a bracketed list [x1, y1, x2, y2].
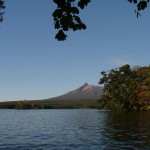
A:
[0, 0, 150, 101]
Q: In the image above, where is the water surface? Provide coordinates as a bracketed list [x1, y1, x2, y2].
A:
[0, 109, 150, 149]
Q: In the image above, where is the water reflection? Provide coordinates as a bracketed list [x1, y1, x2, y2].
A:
[98, 111, 150, 149]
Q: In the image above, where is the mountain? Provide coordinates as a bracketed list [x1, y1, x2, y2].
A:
[0, 83, 104, 109]
[43, 83, 103, 102]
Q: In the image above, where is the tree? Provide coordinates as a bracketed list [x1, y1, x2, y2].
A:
[99, 65, 139, 111]
[136, 66, 150, 109]
[0, 0, 149, 40]
[15, 100, 31, 109]
[98, 64, 150, 111]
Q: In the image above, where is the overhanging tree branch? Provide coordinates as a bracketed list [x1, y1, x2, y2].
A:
[0, 0, 149, 40]
[0, 0, 5, 22]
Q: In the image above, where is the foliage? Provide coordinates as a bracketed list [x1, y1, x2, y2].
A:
[15, 101, 32, 109]
[53, 0, 89, 41]
[0, 99, 99, 109]
[136, 66, 150, 109]
[0, 1, 149, 40]
[128, 0, 149, 17]
[53, 0, 149, 41]
[99, 65, 150, 111]
[0, 0, 5, 22]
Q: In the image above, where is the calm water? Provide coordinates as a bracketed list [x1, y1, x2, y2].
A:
[0, 109, 150, 150]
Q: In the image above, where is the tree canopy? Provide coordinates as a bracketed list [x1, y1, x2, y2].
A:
[98, 64, 150, 111]
[0, 0, 149, 40]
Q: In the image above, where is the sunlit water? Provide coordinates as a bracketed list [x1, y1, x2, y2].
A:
[0, 109, 150, 150]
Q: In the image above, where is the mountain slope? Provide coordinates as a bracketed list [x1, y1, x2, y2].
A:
[0, 83, 104, 109]
[43, 83, 103, 102]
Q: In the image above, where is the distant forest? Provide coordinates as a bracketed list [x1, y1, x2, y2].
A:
[0, 99, 98, 109]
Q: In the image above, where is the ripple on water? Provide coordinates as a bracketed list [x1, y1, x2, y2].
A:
[0, 109, 150, 149]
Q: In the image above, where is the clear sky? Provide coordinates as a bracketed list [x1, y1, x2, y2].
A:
[0, 0, 150, 101]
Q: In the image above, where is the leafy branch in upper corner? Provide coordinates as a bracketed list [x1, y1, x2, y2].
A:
[0, 0, 149, 41]
[53, 0, 90, 41]
[128, 0, 150, 17]
[0, 0, 5, 22]
[53, 0, 150, 41]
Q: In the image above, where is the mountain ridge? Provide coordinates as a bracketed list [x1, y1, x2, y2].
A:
[0, 83, 104, 109]
[42, 83, 103, 102]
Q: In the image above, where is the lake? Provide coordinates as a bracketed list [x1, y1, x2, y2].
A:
[0, 109, 150, 150]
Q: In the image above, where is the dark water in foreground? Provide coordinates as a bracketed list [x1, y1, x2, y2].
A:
[0, 109, 150, 150]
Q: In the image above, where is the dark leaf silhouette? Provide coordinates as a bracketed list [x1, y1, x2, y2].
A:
[53, 0, 149, 41]
[128, 0, 149, 17]
[52, 0, 90, 41]
[55, 30, 68, 41]
[0, 0, 5, 22]
[0, 0, 149, 41]
[78, 0, 91, 9]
